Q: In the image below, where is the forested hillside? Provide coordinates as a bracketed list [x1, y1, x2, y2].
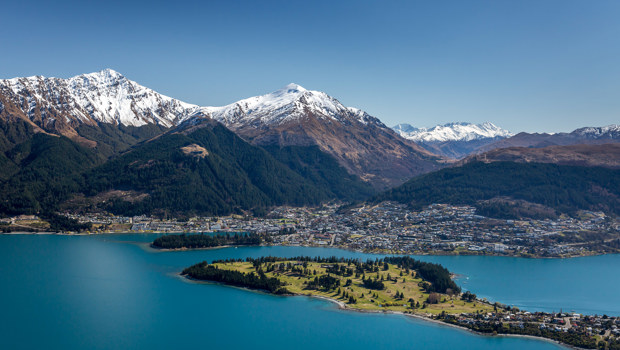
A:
[83, 121, 335, 216]
[0, 132, 102, 215]
[0, 114, 378, 218]
[374, 161, 620, 219]
[264, 145, 375, 201]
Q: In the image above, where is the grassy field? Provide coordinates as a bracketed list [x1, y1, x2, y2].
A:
[210, 260, 492, 315]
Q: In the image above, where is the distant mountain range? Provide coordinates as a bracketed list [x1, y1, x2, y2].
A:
[1, 69, 618, 220]
[393, 122, 512, 142]
[476, 125, 620, 153]
[0, 70, 440, 190]
[392, 122, 620, 159]
[392, 122, 513, 158]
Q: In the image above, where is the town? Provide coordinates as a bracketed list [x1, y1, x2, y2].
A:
[434, 305, 620, 349]
[4, 202, 618, 258]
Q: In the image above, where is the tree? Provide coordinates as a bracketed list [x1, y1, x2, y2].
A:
[426, 293, 441, 304]
[446, 288, 455, 299]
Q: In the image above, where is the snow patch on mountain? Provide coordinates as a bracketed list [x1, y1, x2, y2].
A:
[1, 69, 201, 127]
[201, 83, 377, 128]
[393, 122, 513, 142]
[572, 124, 620, 138]
[1, 70, 392, 132]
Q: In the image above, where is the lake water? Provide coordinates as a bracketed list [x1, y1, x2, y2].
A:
[1, 233, 618, 350]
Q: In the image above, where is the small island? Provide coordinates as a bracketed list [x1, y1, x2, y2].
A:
[182, 256, 618, 349]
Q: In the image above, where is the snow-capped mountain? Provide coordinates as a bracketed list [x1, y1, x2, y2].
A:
[572, 125, 620, 139]
[0, 70, 442, 189]
[392, 122, 512, 159]
[0, 69, 200, 129]
[197, 83, 440, 189]
[393, 122, 512, 143]
[201, 83, 384, 129]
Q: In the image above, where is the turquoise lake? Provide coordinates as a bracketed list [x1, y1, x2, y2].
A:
[1, 233, 619, 350]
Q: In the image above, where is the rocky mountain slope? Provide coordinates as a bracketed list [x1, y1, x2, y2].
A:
[200, 84, 442, 189]
[393, 122, 512, 159]
[0, 69, 201, 148]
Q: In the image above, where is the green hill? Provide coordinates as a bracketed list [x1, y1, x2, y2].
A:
[374, 161, 620, 219]
[0, 132, 102, 215]
[0, 118, 376, 218]
[83, 121, 334, 216]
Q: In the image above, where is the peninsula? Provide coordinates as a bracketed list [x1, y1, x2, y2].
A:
[182, 256, 618, 349]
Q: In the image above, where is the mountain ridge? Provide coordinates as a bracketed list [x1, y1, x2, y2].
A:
[393, 122, 512, 142]
[0, 70, 443, 189]
[392, 122, 512, 159]
[196, 83, 442, 189]
[462, 143, 620, 169]
[479, 124, 620, 152]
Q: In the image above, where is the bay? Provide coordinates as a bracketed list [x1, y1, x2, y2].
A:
[1, 234, 618, 350]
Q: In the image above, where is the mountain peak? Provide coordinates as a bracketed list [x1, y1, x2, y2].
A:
[280, 83, 307, 93]
[75, 68, 126, 84]
[206, 82, 351, 126]
[98, 68, 124, 78]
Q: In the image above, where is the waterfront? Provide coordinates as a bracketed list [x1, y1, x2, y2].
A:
[1, 234, 619, 349]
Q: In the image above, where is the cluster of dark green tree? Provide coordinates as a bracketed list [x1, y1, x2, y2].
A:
[337, 288, 358, 304]
[362, 277, 385, 290]
[384, 256, 460, 294]
[324, 264, 354, 277]
[306, 275, 340, 290]
[40, 212, 91, 232]
[374, 161, 620, 219]
[461, 291, 477, 302]
[152, 232, 261, 249]
[182, 261, 290, 294]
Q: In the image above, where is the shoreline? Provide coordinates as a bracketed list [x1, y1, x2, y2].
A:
[0, 231, 613, 259]
[150, 245, 234, 252]
[181, 275, 580, 350]
[154, 240, 610, 260]
[311, 295, 576, 349]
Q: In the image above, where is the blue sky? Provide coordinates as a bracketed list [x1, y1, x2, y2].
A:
[2, 0, 619, 132]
